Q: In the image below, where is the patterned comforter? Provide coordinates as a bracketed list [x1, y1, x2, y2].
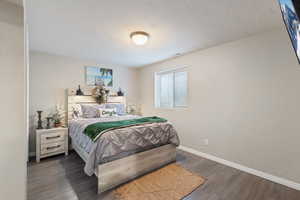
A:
[69, 115, 180, 176]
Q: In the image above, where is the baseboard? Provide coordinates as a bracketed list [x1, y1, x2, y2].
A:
[178, 145, 300, 191]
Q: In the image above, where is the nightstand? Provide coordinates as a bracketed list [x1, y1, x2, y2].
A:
[36, 127, 68, 163]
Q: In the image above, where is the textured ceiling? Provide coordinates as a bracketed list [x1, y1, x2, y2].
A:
[27, 0, 283, 67]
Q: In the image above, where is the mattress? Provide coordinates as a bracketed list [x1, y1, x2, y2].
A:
[69, 115, 180, 176]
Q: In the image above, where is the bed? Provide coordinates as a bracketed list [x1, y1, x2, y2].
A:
[67, 91, 180, 194]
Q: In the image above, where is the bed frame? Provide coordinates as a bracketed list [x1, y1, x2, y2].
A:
[66, 88, 177, 193]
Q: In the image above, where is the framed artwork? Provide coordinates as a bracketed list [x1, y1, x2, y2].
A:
[278, 0, 300, 63]
[85, 66, 113, 87]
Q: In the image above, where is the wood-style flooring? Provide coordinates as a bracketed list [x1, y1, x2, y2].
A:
[27, 150, 300, 200]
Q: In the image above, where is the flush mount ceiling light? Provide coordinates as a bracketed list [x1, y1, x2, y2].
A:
[130, 31, 150, 46]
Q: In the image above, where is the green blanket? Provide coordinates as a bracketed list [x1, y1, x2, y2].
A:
[84, 116, 167, 141]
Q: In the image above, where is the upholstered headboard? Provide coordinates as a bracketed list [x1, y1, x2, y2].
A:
[66, 88, 126, 124]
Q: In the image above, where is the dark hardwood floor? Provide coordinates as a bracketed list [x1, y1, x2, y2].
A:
[27, 150, 300, 200]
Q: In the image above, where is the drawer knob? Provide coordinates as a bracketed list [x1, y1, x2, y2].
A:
[46, 145, 60, 150]
[46, 135, 60, 140]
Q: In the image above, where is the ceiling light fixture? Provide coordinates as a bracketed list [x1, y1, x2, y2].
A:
[130, 31, 149, 46]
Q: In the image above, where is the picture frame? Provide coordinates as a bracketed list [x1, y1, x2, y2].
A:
[278, 0, 300, 63]
[85, 66, 113, 87]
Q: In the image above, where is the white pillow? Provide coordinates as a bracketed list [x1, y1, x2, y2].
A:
[98, 108, 117, 118]
[72, 104, 83, 119]
[81, 104, 105, 118]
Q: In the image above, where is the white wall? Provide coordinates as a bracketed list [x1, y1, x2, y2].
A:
[138, 28, 300, 183]
[29, 51, 139, 153]
[0, 1, 26, 199]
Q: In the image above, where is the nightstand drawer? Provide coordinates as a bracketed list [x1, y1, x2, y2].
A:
[41, 131, 65, 144]
[41, 141, 65, 155]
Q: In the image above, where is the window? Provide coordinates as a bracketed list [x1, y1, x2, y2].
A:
[155, 68, 188, 108]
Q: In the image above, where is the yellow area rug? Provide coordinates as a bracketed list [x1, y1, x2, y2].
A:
[114, 163, 205, 200]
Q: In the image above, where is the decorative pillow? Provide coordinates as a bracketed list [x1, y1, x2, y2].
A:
[81, 104, 105, 118]
[72, 104, 83, 119]
[98, 108, 117, 118]
[105, 103, 126, 115]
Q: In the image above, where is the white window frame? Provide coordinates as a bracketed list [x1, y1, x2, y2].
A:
[154, 67, 188, 109]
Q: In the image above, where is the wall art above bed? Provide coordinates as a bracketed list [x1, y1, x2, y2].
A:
[85, 66, 113, 87]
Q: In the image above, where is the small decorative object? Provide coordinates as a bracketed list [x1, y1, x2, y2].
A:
[117, 88, 124, 96]
[37, 111, 43, 129]
[86, 66, 113, 87]
[76, 85, 84, 96]
[46, 117, 52, 129]
[52, 105, 65, 127]
[93, 85, 109, 104]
